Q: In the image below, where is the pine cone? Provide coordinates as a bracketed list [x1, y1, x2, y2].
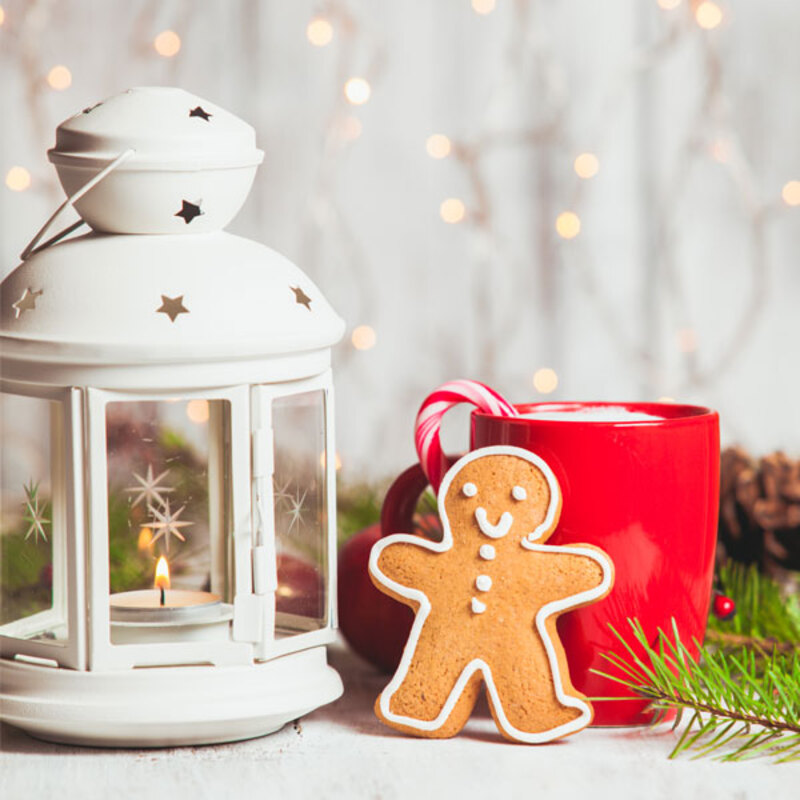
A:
[718, 447, 800, 577]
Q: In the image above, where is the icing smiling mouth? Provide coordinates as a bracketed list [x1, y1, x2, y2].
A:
[474, 507, 513, 539]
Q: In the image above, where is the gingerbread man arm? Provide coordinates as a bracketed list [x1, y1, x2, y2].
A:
[369, 535, 445, 606]
[521, 542, 614, 608]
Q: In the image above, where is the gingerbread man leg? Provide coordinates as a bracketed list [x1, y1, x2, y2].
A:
[484, 632, 588, 742]
[376, 621, 481, 738]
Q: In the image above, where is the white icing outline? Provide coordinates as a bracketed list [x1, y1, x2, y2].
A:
[512, 485, 527, 501]
[479, 544, 496, 561]
[369, 445, 614, 743]
[462, 482, 477, 498]
[474, 507, 513, 538]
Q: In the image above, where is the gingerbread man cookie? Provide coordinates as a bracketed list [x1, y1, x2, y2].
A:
[369, 445, 614, 743]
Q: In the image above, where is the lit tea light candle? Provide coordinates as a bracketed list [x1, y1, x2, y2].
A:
[109, 557, 231, 644]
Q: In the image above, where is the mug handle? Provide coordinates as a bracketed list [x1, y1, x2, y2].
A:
[380, 456, 459, 538]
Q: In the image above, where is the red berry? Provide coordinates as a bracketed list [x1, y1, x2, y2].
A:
[713, 593, 736, 621]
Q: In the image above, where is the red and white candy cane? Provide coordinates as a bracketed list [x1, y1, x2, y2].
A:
[414, 379, 519, 491]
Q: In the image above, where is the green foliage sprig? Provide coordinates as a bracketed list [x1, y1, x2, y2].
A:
[708, 562, 800, 653]
[593, 619, 800, 762]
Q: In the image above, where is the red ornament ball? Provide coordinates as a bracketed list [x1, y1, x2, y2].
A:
[712, 593, 736, 621]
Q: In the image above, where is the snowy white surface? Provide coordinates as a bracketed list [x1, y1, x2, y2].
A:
[1, 639, 797, 800]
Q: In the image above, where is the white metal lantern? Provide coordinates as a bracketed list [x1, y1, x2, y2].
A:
[0, 88, 345, 746]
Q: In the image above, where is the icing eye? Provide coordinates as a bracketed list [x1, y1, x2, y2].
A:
[462, 482, 477, 498]
[511, 485, 527, 501]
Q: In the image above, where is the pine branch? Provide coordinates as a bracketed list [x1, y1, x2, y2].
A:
[593, 619, 800, 762]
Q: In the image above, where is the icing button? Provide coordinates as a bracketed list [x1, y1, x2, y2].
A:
[471, 597, 487, 614]
[476, 575, 492, 592]
[479, 544, 496, 560]
[462, 482, 477, 498]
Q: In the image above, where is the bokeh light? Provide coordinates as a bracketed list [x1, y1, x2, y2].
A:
[472, 0, 497, 15]
[186, 399, 210, 424]
[154, 30, 181, 58]
[533, 368, 559, 394]
[781, 180, 800, 207]
[306, 17, 333, 46]
[351, 325, 377, 350]
[574, 152, 599, 179]
[47, 65, 72, 91]
[677, 328, 697, 353]
[440, 198, 466, 224]
[6, 166, 31, 192]
[426, 134, 452, 159]
[344, 77, 371, 105]
[695, 2, 723, 30]
[555, 211, 581, 239]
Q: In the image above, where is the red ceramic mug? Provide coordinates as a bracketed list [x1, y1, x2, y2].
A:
[381, 401, 720, 726]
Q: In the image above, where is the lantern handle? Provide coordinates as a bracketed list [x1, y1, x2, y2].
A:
[19, 148, 135, 261]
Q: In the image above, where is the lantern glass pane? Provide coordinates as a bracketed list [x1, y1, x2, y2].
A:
[0, 393, 67, 641]
[105, 399, 232, 641]
[272, 390, 328, 632]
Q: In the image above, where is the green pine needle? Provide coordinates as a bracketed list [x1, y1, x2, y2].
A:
[593, 618, 800, 763]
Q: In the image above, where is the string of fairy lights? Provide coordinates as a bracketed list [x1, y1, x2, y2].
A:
[2, 1, 799, 409]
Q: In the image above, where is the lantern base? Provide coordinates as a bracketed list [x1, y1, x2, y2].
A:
[0, 645, 342, 748]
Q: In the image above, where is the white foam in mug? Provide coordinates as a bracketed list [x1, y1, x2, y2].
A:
[519, 406, 665, 423]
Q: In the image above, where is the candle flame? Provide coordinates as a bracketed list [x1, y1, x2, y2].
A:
[154, 556, 170, 590]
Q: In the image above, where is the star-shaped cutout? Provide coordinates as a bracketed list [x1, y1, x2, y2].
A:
[291, 286, 312, 310]
[126, 465, 174, 508]
[12, 287, 43, 319]
[189, 105, 212, 121]
[148, 499, 193, 552]
[156, 294, 189, 322]
[285, 488, 308, 534]
[175, 200, 203, 224]
[22, 481, 50, 543]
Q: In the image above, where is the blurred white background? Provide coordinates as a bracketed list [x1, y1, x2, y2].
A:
[1, 0, 798, 480]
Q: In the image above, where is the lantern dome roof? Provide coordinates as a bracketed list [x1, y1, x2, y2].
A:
[1, 231, 345, 373]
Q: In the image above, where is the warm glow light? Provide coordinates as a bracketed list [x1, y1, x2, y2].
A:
[306, 16, 333, 46]
[344, 77, 371, 106]
[320, 451, 343, 471]
[351, 324, 376, 350]
[533, 368, 559, 394]
[658, 396, 677, 403]
[782, 180, 800, 206]
[137, 527, 153, 551]
[657, 0, 681, 10]
[186, 399, 209, 423]
[154, 30, 181, 57]
[5, 166, 31, 192]
[677, 328, 697, 353]
[710, 139, 731, 163]
[0, 7, 5, 26]
[154, 556, 170, 590]
[471, 0, 497, 15]
[47, 65, 72, 90]
[440, 198, 466, 224]
[695, 2, 723, 30]
[426, 134, 452, 159]
[340, 116, 363, 141]
[555, 211, 581, 239]
[574, 152, 599, 179]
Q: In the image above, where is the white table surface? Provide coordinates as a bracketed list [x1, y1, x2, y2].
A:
[1, 638, 797, 800]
